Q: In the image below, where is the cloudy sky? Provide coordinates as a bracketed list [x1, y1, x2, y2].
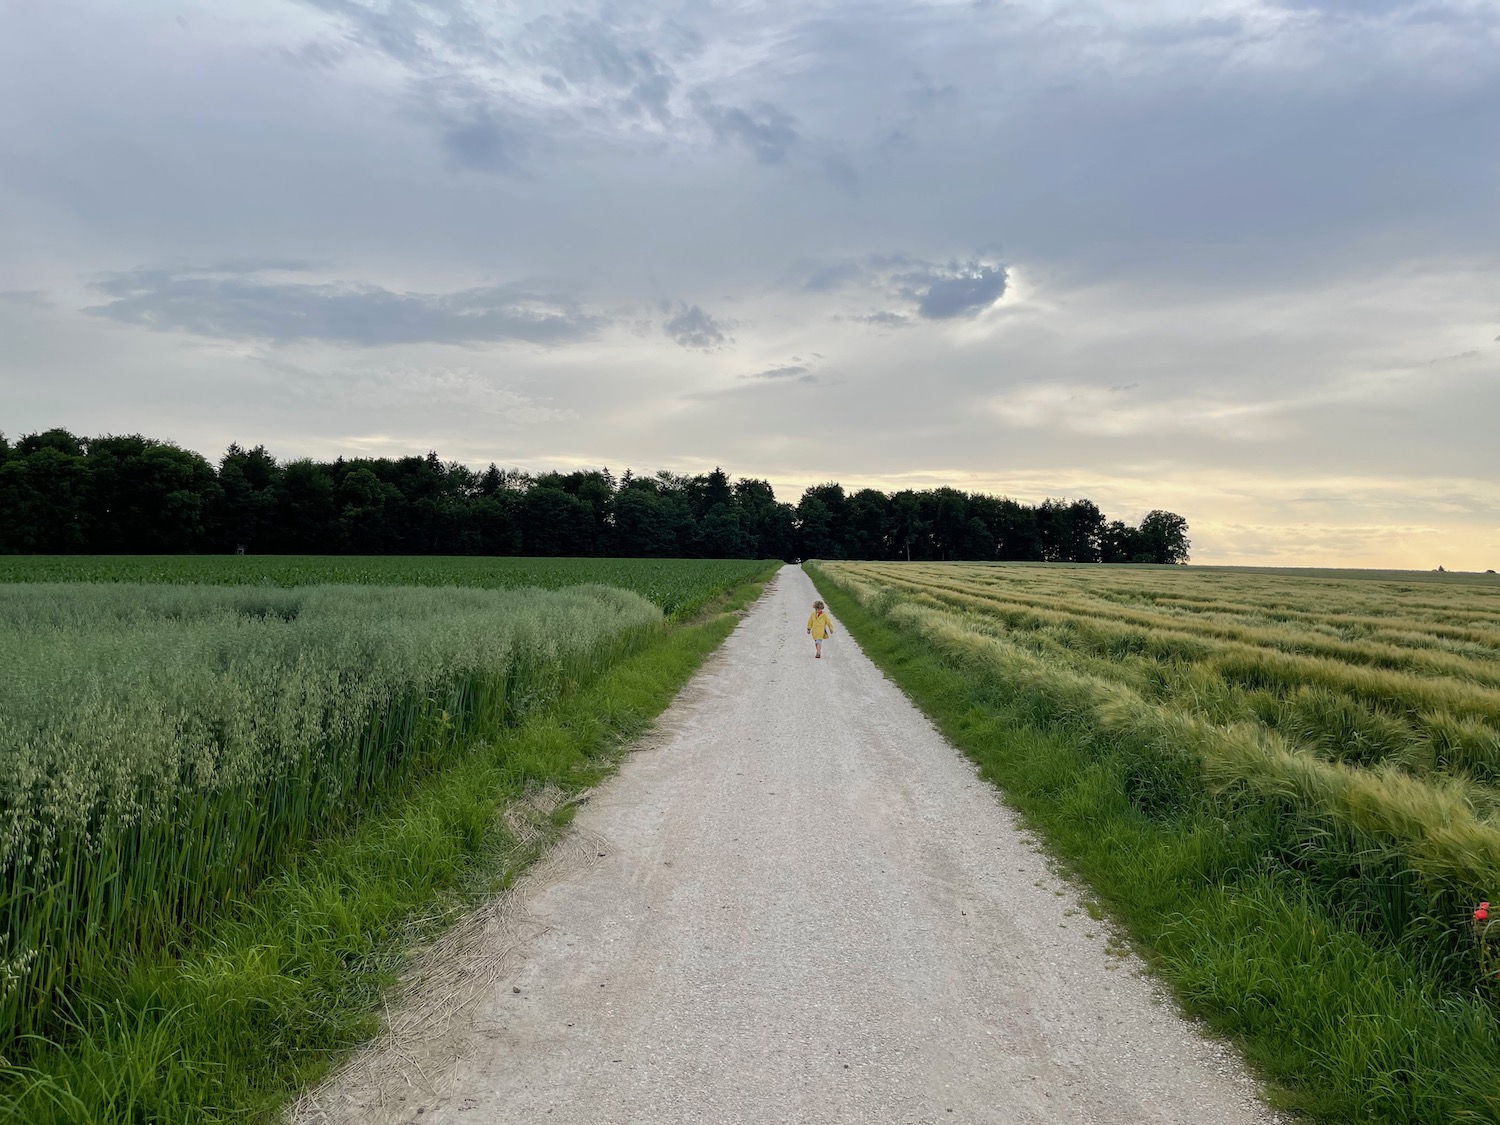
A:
[2, 0, 1498, 567]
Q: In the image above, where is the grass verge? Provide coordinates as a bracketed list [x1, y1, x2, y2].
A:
[0, 567, 777, 1125]
[808, 564, 1500, 1125]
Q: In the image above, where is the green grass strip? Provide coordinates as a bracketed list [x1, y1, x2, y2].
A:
[808, 564, 1500, 1125]
[0, 568, 776, 1125]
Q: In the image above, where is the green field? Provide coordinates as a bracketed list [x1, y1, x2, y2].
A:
[810, 560, 1500, 1123]
[0, 557, 778, 1124]
[0, 556, 776, 619]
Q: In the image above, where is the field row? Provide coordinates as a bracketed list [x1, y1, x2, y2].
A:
[845, 562, 1500, 784]
[824, 563, 1500, 898]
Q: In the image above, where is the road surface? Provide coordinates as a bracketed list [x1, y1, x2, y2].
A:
[297, 565, 1276, 1125]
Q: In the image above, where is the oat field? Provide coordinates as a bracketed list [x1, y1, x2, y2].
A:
[0, 556, 775, 618]
[0, 558, 778, 1123]
[0, 582, 666, 1053]
[0, 558, 773, 1062]
[810, 560, 1500, 1121]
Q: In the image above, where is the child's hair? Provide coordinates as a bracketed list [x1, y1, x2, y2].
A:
[812, 600, 825, 609]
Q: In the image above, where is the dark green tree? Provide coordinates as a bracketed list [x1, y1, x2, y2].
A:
[696, 503, 748, 557]
[845, 488, 891, 559]
[796, 484, 848, 559]
[733, 478, 795, 560]
[614, 488, 682, 556]
[887, 491, 927, 561]
[336, 466, 400, 553]
[1136, 509, 1191, 564]
[274, 460, 339, 552]
[1100, 519, 1143, 563]
[85, 434, 221, 552]
[0, 431, 92, 552]
[219, 443, 281, 552]
[521, 487, 594, 556]
[0, 426, 1185, 565]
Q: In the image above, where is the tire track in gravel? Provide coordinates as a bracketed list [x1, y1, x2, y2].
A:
[295, 565, 1281, 1125]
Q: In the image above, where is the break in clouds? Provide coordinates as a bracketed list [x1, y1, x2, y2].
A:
[1, 0, 1498, 567]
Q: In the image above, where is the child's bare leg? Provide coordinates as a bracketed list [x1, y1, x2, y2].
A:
[814, 639, 822, 658]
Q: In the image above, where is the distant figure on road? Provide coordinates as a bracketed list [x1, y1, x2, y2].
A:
[807, 600, 835, 659]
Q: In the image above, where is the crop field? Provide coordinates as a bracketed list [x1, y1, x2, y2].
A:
[810, 560, 1500, 1122]
[0, 582, 663, 1052]
[0, 557, 774, 1087]
[0, 556, 776, 618]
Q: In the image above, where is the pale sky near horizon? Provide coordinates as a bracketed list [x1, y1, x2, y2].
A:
[2, 0, 1498, 569]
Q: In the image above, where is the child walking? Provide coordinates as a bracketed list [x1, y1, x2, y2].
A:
[807, 600, 835, 658]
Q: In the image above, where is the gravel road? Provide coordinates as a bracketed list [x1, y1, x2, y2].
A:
[297, 565, 1278, 1125]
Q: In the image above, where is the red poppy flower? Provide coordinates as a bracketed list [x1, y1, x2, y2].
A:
[1477, 902, 1491, 922]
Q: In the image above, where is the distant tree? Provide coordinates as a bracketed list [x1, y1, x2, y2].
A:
[1136, 510, 1191, 564]
[926, 488, 980, 560]
[522, 487, 595, 556]
[275, 459, 339, 552]
[845, 488, 891, 559]
[0, 425, 1185, 564]
[795, 492, 840, 559]
[696, 503, 748, 558]
[1036, 498, 1104, 562]
[337, 466, 399, 553]
[85, 434, 221, 552]
[614, 488, 681, 556]
[1035, 498, 1069, 563]
[0, 430, 92, 552]
[219, 443, 281, 552]
[701, 467, 733, 512]
[734, 477, 795, 560]
[884, 491, 926, 561]
[970, 495, 1037, 562]
[797, 484, 849, 559]
[1063, 499, 1105, 562]
[1100, 519, 1141, 563]
[472, 490, 522, 554]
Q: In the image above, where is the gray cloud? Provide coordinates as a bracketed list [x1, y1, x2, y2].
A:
[0, 290, 55, 309]
[83, 267, 603, 346]
[300, 1, 682, 173]
[851, 311, 912, 328]
[745, 364, 810, 381]
[802, 261, 870, 292]
[692, 94, 800, 165]
[302, 0, 502, 68]
[897, 263, 1008, 319]
[805, 256, 1007, 320]
[539, 15, 678, 123]
[434, 99, 529, 172]
[662, 303, 731, 350]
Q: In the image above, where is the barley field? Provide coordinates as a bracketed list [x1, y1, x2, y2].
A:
[811, 560, 1500, 1121]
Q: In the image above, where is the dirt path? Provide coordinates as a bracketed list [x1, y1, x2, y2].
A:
[297, 566, 1278, 1125]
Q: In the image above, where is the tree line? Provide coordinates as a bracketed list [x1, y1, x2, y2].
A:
[0, 429, 1190, 563]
